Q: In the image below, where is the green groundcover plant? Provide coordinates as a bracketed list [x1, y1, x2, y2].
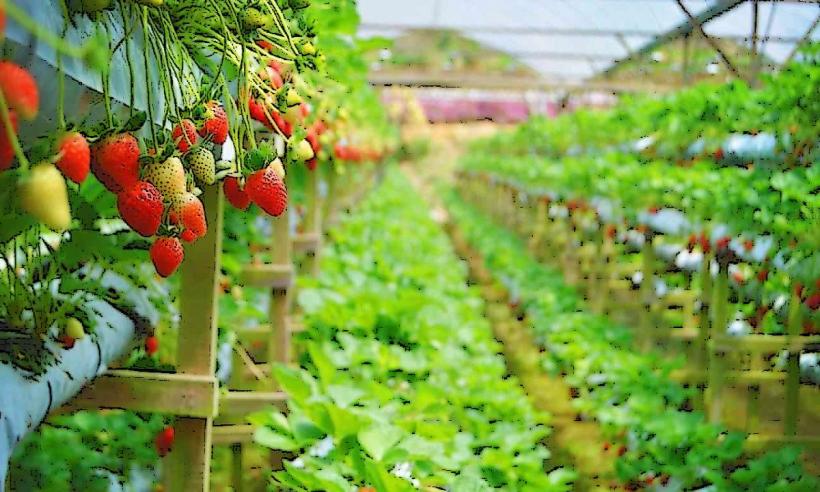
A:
[251, 171, 576, 491]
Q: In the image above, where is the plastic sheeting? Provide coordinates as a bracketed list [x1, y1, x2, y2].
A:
[0, 272, 158, 485]
[357, 0, 820, 81]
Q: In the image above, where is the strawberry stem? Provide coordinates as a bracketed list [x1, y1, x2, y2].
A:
[0, 90, 30, 171]
[141, 8, 159, 150]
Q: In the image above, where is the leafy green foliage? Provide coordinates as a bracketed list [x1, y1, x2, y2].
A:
[252, 171, 574, 491]
[445, 192, 819, 490]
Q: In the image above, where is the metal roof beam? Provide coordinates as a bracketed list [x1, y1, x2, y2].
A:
[368, 71, 682, 93]
[358, 22, 810, 44]
[600, 0, 746, 76]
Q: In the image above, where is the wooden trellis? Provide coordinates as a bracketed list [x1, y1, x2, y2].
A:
[459, 173, 820, 450]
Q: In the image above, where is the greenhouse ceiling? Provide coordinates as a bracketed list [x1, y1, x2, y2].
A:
[358, 0, 820, 87]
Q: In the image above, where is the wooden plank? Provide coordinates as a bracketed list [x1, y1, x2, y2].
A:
[212, 424, 255, 445]
[671, 369, 786, 384]
[240, 264, 294, 289]
[784, 291, 802, 436]
[744, 434, 820, 451]
[59, 370, 218, 418]
[712, 334, 820, 354]
[292, 232, 321, 254]
[219, 391, 287, 419]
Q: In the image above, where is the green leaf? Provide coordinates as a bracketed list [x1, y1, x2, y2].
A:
[358, 424, 403, 461]
[253, 426, 300, 451]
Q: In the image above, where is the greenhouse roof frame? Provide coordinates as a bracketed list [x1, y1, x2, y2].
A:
[359, 0, 820, 89]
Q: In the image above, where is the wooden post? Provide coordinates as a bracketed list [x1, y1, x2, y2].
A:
[528, 199, 547, 255]
[784, 290, 802, 436]
[693, 251, 713, 412]
[746, 349, 761, 433]
[268, 172, 293, 372]
[303, 168, 322, 277]
[638, 233, 657, 350]
[164, 185, 223, 491]
[707, 261, 729, 424]
[592, 234, 614, 315]
[231, 443, 244, 492]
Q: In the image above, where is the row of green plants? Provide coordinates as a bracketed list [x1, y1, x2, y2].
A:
[472, 44, 818, 167]
[444, 191, 819, 491]
[251, 171, 575, 491]
[458, 153, 819, 333]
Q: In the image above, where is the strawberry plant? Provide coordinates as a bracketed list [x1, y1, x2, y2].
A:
[446, 192, 819, 491]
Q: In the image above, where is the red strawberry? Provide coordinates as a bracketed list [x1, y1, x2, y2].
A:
[172, 119, 198, 153]
[687, 233, 697, 251]
[246, 165, 287, 217]
[145, 335, 159, 356]
[155, 426, 175, 457]
[699, 232, 711, 254]
[713, 148, 724, 161]
[0, 61, 39, 120]
[223, 176, 250, 210]
[268, 110, 292, 137]
[311, 120, 327, 136]
[248, 97, 268, 123]
[150, 237, 184, 278]
[306, 129, 320, 154]
[56, 132, 90, 183]
[117, 181, 163, 237]
[169, 192, 207, 240]
[757, 268, 769, 283]
[92, 133, 140, 192]
[0, 108, 18, 171]
[256, 39, 274, 51]
[179, 229, 197, 243]
[731, 271, 744, 285]
[198, 101, 228, 144]
[306, 158, 317, 171]
[59, 334, 76, 349]
[806, 293, 820, 311]
[716, 236, 731, 251]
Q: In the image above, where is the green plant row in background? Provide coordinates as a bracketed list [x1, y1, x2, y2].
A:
[250, 171, 575, 491]
[472, 44, 818, 166]
[443, 191, 818, 491]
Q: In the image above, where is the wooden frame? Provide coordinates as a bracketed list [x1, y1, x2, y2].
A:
[462, 173, 820, 450]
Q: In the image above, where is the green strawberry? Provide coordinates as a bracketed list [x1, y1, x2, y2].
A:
[186, 147, 216, 185]
[242, 8, 268, 30]
[143, 157, 186, 196]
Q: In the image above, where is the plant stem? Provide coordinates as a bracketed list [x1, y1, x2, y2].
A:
[0, 90, 30, 170]
[141, 8, 158, 149]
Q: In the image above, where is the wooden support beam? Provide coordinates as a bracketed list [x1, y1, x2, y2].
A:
[58, 370, 218, 418]
[241, 264, 294, 289]
[292, 232, 321, 254]
[164, 184, 224, 491]
[219, 391, 287, 419]
[712, 334, 820, 354]
[212, 424, 256, 445]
